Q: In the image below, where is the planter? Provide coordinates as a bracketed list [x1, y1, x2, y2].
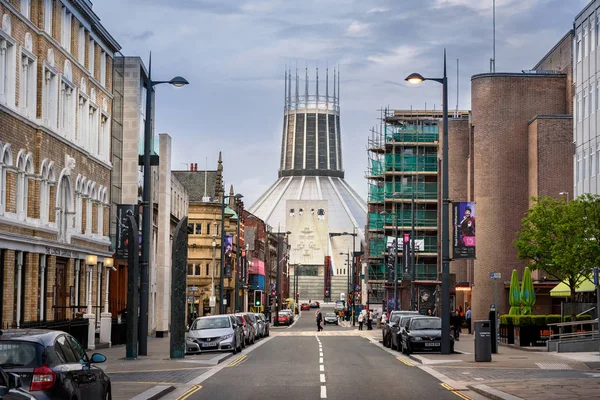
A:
[499, 324, 514, 344]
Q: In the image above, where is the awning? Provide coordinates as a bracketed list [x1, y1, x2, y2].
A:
[550, 276, 596, 297]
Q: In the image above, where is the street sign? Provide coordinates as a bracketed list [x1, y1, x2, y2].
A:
[594, 268, 598, 286]
[489, 272, 501, 279]
[188, 296, 194, 302]
[209, 296, 216, 307]
[223, 299, 227, 305]
[189, 286, 199, 292]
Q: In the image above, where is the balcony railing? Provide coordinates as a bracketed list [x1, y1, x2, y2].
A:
[367, 236, 438, 254]
[367, 263, 438, 281]
[384, 154, 438, 173]
[368, 211, 438, 229]
[383, 183, 438, 200]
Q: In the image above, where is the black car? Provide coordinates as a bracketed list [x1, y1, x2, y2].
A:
[0, 367, 35, 399]
[382, 311, 420, 347]
[0, 329, 110, 399]
[391, 315, 420, 351]
[400, 317, 455, 355]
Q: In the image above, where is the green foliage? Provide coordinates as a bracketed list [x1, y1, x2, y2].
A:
[562, 314, 593, 322]
[514, 195, 600, 301]
[500, 315, 514, 325]
[545, 315, 561, 324]
[531, 315, 547, 326]
[507, 314, 566, 326]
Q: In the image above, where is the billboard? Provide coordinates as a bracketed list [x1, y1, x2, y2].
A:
[116, 204, 137, 260]
[224, 234, 233, 278]
[453, 201, 476, 259]
[286, 200, 328, 266]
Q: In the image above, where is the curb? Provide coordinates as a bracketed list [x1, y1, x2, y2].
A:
[131, 385, 175, 400]
[467, 384, 524, 400]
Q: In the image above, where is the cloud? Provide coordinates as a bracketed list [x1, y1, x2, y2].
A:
[367, 7, 390, 14]
[130, 30, 154, 41]
[346, 21, 371, 37]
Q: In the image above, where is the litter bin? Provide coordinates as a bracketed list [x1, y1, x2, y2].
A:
[474, 320, 492, 362]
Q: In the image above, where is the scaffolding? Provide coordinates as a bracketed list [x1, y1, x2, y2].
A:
[365, 108, 447, 284]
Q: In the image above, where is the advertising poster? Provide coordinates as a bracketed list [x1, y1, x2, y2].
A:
[403, 234, 410, 276]
[453, 201, 476, 259]
[224, 234, 233, 278]
[116, 204, 137, 260]
[418, 285, 438, 315]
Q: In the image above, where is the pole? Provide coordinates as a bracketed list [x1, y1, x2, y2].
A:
[394, 203, 399, 310]
[211, 234, 216, 314]
[352, 228, 356, 326]
[139, 56, 153, 356]
[275, 233, 281, 325]
[236, 203, 240, 312]
[410, 190, 416, 311]
[346, 251, 350, 316]
[219, 194, 226, 314]
[441, 49, 451, 354]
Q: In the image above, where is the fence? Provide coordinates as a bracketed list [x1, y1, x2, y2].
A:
[19, 318, 90, 349]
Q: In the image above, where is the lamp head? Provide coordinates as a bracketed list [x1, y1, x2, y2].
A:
[104, 257, 114, 268]
[405, 73, 425, 84]
[169, 76, 189, 87]
[86, 255, 97, 266]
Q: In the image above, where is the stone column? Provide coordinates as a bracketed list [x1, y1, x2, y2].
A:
[16, 252, 23, 328]
[84, 263, 95, 350]
[100, 266, 112, 346]
[45, 256, 56, 322]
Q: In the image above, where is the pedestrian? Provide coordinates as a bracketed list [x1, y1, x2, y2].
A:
[358, 310, 364, 330]
[381, 312, 387, 325]
[316, 309, 323, 332]
[452, 311, 461, 340]
[466, 306, 472, 334]
[366, 309, 373, 330]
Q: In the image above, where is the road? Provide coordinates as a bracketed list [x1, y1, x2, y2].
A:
[170, 305, 472, 400]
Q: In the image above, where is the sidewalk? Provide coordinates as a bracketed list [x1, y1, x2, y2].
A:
[97, 336, 232, 400]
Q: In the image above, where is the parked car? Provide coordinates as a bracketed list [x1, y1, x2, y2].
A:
[252, 313, 265, 339]
[391, 315, 420, 351]
[0, 367, 36, 399]
[382, 311, 420, 348]
[0, 329, 111, 399]
[233, 315, 247, 349]
[186, 315, 243, 354]
[400, 316, 454, 355]
[300, 303, 310, 311]
[259, 313, 270, 337]
[238, 314, 256, 345]
[323, 313, 338, 325]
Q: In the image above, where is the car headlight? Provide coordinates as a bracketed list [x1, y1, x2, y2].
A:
[221, 333, 234, 340]
[410, 336, 423, 341]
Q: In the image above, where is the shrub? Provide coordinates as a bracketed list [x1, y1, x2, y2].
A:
[545, 315, 561, 324]
[500, 315, 514, 325]
[531, 315, 547, 326]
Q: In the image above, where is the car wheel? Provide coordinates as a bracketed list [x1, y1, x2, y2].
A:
[405, 343, 412, 355]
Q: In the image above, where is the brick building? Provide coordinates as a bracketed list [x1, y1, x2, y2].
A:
[0, 0, 120, 342]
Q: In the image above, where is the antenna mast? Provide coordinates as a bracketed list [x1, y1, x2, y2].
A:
[490, 0, 496, 72]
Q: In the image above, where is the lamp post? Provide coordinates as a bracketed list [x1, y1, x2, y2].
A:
[331, 230, 358, 323]
[275, 230, 291, 325]
[235, 200, 242, 312]
[211, 230, 217, 314]
[405, 48, 450, 354]
[559, 191, 570, 202]
[140, 56, 188, 355]
[219, 193, 243, 314]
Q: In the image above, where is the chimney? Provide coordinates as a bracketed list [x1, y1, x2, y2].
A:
[195, 163, 198, 171]
[190, 163, 193, 171]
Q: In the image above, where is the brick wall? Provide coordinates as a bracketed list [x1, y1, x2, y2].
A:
[45, 255, 55, 322]
[2, 251, 15, 329]
[24, 253, 39, 322]
[65, 257, 74, 320]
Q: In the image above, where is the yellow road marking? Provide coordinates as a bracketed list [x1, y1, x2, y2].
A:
[396, 356, 414, 366]
[227, 354, 247, 367]
[441, 383, 472, 400]
[176, 385, 202, 400]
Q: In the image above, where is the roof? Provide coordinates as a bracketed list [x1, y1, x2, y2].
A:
[173, 170, 218, 203]
[550, 276, 595, 297]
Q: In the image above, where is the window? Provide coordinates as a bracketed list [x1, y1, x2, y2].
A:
[20, 0, 30, 19]
[591, 150, 596, 177]
[597, 81, 600, 111]
[591, 85, 595, 115]
[60, 80, 75, 141]
[77, 27, 85, 64]
[195, 223, 202, 235]
[584, 150, 589, 179]
[43, 67, 59, 129]
[100, 51, 106, 87]
[187, 263, 201, 276]
[88, 39, 95, 76]
[20, 50, 36, 120]
[583, 89, 588, 119]
[0, 22, 17, 108]
[206, 223, 210, 235]
[577, 92, 582, 122]
[597, 16, 600, 49]
[61, 7, 72, 52]
[576, 153, 582, 183]
[187, 224, 193, 234]
[584, 23, 589, 58]
[577, 32, 582, 63]
[88, 104, 98, 155]
[44, 0, 52, 35]
[55, 335, 78, 364]
[206, 264, 209, 276]
[593, 19, 597, 50]
[66, 336, 88, 364]
[78, 94, 88, 148]
[99, 113, 109, 160]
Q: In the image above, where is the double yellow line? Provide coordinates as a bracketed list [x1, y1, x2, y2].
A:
[396, 356, 414, 367]
[176, 385, 202, 400]
[227, 354, 247, 367]
[441, 383, 472, 400]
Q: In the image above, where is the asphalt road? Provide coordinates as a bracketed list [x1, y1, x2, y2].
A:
[183, 305, 461, 400]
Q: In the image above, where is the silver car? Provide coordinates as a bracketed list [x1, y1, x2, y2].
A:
[253, 313, 265, 338]
[186, 315, 242, 354]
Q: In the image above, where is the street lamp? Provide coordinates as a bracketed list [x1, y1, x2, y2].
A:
[219, 193, 243, 315]
[85, 255, 97, 315]
[211, 230, 217, 314]
[559, 191, 569, 202]
[274, 230, 291, 325]
[140, 56, 188, 356]
[405, 48, 450, 354]
[331, 229, 358, 324]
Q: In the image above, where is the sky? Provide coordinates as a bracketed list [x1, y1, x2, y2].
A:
[93, 0, 586, 206]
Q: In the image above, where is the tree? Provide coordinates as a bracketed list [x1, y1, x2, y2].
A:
[514, 195, 600, 306]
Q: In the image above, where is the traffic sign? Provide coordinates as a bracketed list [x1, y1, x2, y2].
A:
[188, 296, 194, 302]
[489, 272, 501, 279]
[209, 296, 216, 307]
[189, 286, 199, 291]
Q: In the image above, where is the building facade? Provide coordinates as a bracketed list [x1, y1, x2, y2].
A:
[0, 0, 119, 344]
[574, 3, 600, 196]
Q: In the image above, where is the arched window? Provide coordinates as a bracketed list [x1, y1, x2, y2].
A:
[0, 143, 12, 215]
[75, 175, 83, 232]
[56, 173, 73, 242]
[85, 180, 93, 235]
[15, 150, 33, 220]
[97, 186, 108, 237]
[40, 160, 48, 222]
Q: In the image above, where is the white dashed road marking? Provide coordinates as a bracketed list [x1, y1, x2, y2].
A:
[320, 365, 324, 372]
[320, 385, 327, 398]
[320, 373, 326, 383]
[316, 334, 327, 398]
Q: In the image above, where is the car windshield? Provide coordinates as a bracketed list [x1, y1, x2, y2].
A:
[191, 317, 230, 330]
[326, 313, 336, 317]
[0, 341, 42, 368]
[390, 314, 401, 323]
[411, 318, 441, 330]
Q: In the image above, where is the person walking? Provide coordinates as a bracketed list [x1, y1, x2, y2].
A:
[316, 309, 323, 332]
[466, 306, 472, 334]
[366, 309, 373, 330]
[358, 310, 364, 330]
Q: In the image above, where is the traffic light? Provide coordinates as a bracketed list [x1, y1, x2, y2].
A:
[254, 290, 263, 307]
